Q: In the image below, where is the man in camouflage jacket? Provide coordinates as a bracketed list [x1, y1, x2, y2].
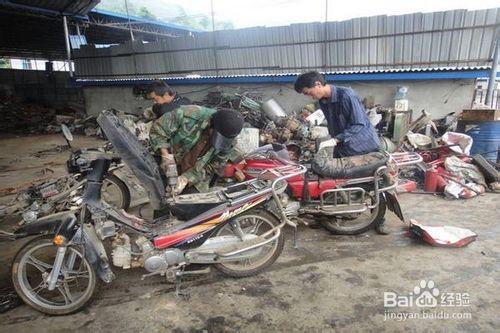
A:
[150, 105, 244, 193]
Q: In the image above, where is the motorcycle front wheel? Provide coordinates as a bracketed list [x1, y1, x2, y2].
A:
[214, 210, 284, 278]
[12, 235, 96, 315]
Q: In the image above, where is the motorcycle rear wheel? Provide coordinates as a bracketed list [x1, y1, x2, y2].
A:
[214, 210, 284, 278]
[101, 174, 131, 210]
[12, 235, 96, 315]
[321, 193, 386, 235]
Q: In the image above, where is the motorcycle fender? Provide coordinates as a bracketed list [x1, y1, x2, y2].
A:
[383, 192, 404, 222]
[79, 224, 115, 284]
[14, 211, 78, 239]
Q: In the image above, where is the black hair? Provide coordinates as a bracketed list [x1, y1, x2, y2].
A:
[294, 71, 326, 93]
[145, 80, 175, 97]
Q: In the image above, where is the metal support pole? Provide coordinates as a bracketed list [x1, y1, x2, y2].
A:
[124, 0, 137, 76]
[124, 0, 135, 41]
[211, 0, 219, 77]
[76, 24, 81, 36]
[485, 37, 499, 108]
[322, 0, 328, 71]
[62, 15, 73, 77]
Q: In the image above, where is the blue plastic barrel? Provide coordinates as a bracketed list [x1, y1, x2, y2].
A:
[466, 122, 500, 163]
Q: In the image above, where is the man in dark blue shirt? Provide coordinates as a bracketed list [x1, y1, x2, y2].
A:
[294, 71, 380, 157]
[294, 71, 388, 235]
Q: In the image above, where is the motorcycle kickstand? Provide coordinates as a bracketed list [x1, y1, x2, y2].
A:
[293, 225, 299, 249]
[174, 267, 211, 299]
[174, 274, 187, 299]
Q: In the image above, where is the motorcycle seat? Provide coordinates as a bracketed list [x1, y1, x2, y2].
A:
[170, 191, 226, 220]
[169, 180, 267, 221]
[311, 149, 388, 179]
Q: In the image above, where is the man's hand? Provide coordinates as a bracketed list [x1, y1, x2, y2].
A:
[160, 154, 175, 174]
[173, 175, 188, 195]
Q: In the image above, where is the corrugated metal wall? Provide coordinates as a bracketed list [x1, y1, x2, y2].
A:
[74, 8, 500, 78]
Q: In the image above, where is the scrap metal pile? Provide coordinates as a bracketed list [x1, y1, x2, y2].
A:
[0, 99, 99, 135]
[205, 92, 326, 162]
[396, 131, 499, 198]
[0, 99, 152, 139]
[204, 91, 499, 199]
[392, 111, 499, 198]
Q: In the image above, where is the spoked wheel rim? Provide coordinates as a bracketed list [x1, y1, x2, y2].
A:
[322, 192, 382, 233]
[216, 213, 279, 272]
[16, 241, 94, 311]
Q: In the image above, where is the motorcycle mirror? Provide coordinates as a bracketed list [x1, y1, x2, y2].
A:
[61, 124, 74, 148]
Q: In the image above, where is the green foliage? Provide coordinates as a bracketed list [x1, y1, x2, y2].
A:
[215, 20, 234, 30]
[137, 6, 156, 20]
[0, 58, 11, 69]
[95, 0, 234, 31]
[97, 0, 136, 15]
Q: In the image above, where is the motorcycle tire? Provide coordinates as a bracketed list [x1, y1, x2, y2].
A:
[214, 210, 284, 278]
[321, 193, 386, 235]
[101, 174, 131, 210]
[12, 235, 97, 315]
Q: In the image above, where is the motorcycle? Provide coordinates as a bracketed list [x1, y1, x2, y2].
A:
[2, 125, 131, 224]
[9, 110, 306, 315]
[224, 144, 422, 234]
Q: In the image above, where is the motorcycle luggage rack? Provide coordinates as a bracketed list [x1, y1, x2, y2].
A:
[308, 165, 398, 215]
[221, 164, 306, 205]
[387, 151, 423, 167]
[318, 187, 368, 214]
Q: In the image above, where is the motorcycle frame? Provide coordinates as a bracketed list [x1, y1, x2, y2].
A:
[13, 157, 306, 283]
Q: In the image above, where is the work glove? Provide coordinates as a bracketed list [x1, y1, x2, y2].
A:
[234, 169, 246, 182]
[160, 154, 176, 175]
[173, 175, 188, 195]
[317, 138, 337, 152]
[142, 107, 155, 121]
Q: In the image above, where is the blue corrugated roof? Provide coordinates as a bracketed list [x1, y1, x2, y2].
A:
[91, 8, 203, 33]
[74, 66, 495, 86]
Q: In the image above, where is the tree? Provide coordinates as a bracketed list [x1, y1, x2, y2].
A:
[95, 0, 235, 31]
[137, 6, 156, 20]
[216, 20, 235, 30]
[0, 58, 10, 69]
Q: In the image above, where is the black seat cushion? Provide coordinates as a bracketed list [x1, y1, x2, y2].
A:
[170, 202, 222, 221]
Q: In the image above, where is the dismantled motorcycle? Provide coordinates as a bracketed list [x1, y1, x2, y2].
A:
[8, 111, 306, 315]
[4, 169, 130, 224]
[225, 144, 422, 234]
[2, 125, 130, 224]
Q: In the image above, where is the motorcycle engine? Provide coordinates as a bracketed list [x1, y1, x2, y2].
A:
[110, 232, 185, 272]
[144, 249, 184, 273]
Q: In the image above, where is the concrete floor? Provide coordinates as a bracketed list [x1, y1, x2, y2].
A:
[0, 135, 499, 332]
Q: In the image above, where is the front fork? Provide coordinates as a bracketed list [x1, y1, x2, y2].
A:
[46, 224, 116, 291]
[46, 246, 68, 291]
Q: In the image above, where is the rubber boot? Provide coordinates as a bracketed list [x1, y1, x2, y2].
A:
[375, 218, 390, 235]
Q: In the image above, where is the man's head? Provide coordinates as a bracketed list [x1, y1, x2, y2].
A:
[294, 71, 330, 100]
[211, 108, 244, 152]
[146, 80, 176, 105]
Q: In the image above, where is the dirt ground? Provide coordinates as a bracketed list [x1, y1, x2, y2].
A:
[0, 134, 498, 332]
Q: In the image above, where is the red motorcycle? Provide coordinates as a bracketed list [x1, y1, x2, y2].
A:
[225, 146, 422, 234]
